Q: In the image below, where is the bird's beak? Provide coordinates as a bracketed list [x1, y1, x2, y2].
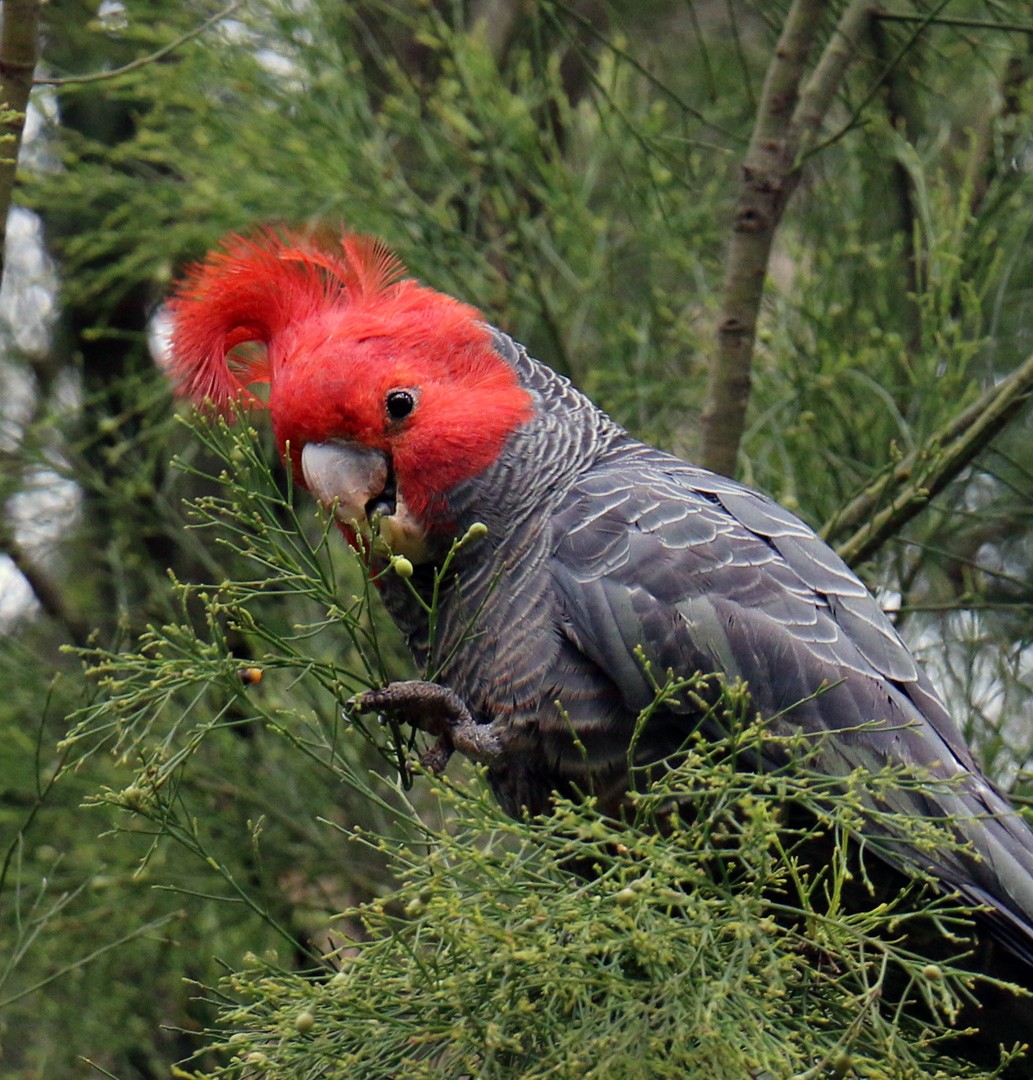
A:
[300, 440, 428, 561]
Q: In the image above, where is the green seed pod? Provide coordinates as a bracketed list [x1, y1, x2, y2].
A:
[460, 521, 488, 546]
[294, 1010, 315, 1033]
[831, 1052, 852, 1077]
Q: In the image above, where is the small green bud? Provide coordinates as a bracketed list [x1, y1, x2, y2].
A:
[391, 555, 414, 579]
[831, 1052, 852, 1077]
[460, 521, 488, 546]
[294, 1010, 315, 1033]
[615, 887, 637, 906]
[120, 784, 148, 811]
[922, 963, 942, 982]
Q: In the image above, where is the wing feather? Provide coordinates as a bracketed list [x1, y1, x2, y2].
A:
[547, 439, 1033, 952]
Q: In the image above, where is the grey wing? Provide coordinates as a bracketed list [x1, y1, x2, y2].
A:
[549, 439, 1033, 957]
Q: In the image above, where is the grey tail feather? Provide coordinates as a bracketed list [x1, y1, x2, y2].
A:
[967, 885, 1033, 976]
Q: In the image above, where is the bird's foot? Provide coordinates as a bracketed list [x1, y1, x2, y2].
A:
[349, 680, 503, 773]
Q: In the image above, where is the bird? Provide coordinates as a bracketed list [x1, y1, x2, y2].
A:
[167, 226, 1033, 1068]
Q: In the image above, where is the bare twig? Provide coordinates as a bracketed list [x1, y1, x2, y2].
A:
[34, 0, 242, 88]
[0, 0, 41, 279]
[804, 1, 948, 164]
[823, 352, 1033, 567]
[700, 0, 873, 477]
[971, 47, 1033, 218]
[869, 14, 922, 353]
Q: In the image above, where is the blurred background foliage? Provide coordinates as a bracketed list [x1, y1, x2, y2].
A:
[1, 0, 1033, 1076]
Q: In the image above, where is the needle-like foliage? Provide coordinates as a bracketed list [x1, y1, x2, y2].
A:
[3, 2, 1033, 1076]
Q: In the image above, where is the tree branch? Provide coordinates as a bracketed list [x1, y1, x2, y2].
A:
[700, 0, 874, 478]
[791, 1, 877, 160]
[0, 525, 90, 645]
[822, 351, 1033, 567]
[0, 0, 41, 279]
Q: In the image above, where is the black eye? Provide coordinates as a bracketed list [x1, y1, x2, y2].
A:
[386, 389, 416, 421]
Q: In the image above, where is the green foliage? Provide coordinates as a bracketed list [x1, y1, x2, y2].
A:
[3, 1, 1033, 1076]
[32, 0, 741, 444]
[179, 728, 1016, 1080]
[0, 419, 416, 1077]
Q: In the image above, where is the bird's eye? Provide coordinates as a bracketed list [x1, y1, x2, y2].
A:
[386, 389, 416, 421]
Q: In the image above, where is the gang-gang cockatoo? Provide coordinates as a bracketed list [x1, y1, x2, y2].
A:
[167, 228, 1033, 1067]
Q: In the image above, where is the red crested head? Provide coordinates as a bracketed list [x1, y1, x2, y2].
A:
[166, 227, 534, 543]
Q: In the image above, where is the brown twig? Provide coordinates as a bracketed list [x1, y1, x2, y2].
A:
[0, 0, 41, 279]
[700, 0, 874, 477]
[870, 14, 922, 354]
[823, 352, 1033, 567]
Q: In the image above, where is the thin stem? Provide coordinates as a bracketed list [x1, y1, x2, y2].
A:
[34, 1, 242, 88]
[873, 11, 1033, 35]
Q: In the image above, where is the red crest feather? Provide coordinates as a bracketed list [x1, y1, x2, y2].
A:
[165, 227, 409, 411]
[166, 223, 535, 524]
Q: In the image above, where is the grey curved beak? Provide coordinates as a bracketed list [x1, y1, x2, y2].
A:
[300, 440, 428, 561]
[301, 441, 391, 528]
